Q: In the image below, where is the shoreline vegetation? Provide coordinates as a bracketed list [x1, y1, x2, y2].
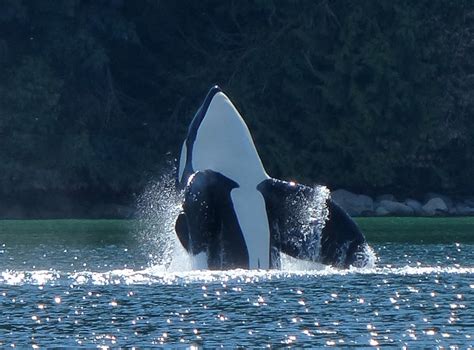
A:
[1, 2, 473, 213]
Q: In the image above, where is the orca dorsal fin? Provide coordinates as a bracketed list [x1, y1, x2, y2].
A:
[178, 86, 269, 189]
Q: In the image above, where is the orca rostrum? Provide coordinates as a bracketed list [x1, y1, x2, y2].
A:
[175, 86, 369, 269]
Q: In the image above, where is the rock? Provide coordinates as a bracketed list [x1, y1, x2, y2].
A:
[455, 203, 474, 216]
[449, 206, 459, 215]
[464, 198, 474, 207]
[90, 203, 136, 219]
[376, 194, 396, 202]
[375, 206, 391, 216]
[422, 198, 448, 216]
[331, 189, 374, 216]
[115, 204, 137, 218]
[404, 199, 424, 215]
[377, 200, 414, 216]
[425, 193, 454, 210]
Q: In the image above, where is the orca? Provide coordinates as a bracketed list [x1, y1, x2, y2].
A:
[175, 86, 369, 269]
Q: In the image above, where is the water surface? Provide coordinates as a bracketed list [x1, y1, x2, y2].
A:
[0, 219, 473, 347]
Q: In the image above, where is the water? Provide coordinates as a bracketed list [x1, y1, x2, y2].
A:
[0, 218, 473, 348]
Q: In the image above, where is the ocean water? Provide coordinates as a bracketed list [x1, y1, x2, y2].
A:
[0, 219, 473, 348]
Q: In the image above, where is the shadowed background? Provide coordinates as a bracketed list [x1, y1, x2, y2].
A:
[0, 0, 473, 217]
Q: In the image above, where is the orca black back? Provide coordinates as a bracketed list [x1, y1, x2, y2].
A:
[175, 170, 250, 269]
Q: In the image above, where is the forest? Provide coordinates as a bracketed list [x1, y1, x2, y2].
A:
[0, 0, 473, 217]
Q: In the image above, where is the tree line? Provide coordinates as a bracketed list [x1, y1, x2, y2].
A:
[0, 0, 473, 215]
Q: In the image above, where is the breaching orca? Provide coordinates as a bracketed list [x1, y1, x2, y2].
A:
[175, 86, 369, 269]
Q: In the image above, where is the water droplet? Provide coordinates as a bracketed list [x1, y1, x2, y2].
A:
[369, 339, 379, 346]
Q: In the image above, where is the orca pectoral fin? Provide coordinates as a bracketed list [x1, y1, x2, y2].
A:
[175, 212, 190, 252]
[319, 199, 367, 267]
[258, 178, 330, 263]
[276, 224, 318, 262]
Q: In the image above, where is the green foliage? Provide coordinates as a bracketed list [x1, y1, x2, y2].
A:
[0, 0, 473, 209]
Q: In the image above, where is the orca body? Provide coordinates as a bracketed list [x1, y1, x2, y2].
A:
[175, 86, 369, 269]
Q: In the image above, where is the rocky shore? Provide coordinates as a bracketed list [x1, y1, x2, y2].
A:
[1, 189, 473, 219]
[332, 189, 474, 217]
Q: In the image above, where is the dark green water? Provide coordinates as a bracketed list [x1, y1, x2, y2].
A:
[0, 218, 473, 347]
[358, 217, 474, 243]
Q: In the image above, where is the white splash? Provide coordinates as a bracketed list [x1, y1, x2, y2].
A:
[355, 244, 377, 269]
[135, 167, 208, 271]
[280, 253, 327, 271]
[1, 265, 474, 286]
[299, 185, 331, 262]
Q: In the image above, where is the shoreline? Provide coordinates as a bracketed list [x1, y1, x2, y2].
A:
[0, 189, 473, 220]
[331, 189, 474, 218]
[1, 218, 473, 245]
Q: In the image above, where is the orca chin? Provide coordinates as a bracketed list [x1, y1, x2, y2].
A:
[174, 86, 370, 269]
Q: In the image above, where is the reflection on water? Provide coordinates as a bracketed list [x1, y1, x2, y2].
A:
[0, 260, 473, 347]
[1, 262, 474, 286]
[1, 181, 473, 348]
[0, 236, 473, 347]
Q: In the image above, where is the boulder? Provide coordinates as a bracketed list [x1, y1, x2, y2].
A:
[455, 203, 474, 216]
[422, 198, 448, 216]
[114, 204, 137, 218]
[464, 198, 474, 207]
[90, 203, 136, 219]
[331, 189, 374, 216]
[404, 199, 424, 215]
[377, 200, 414, 216]
[375, 206, 391, 216]
[376, 194, 396, 202]
[425, 193, 454, 210]
[449, 206, 459, 215]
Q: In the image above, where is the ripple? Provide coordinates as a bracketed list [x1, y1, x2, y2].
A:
[1, 264, 474, 286]
[1, 262, 473, 348]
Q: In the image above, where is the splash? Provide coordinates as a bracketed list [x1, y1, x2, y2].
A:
[135, 167, 183, 268]
[355, 244, 377, 269]
[135, 167, 208, 271]
[135, 168, 375, 272]
[288, 184, 376, 268]
[297, 184, 331, 262]
[1, 265, 474, 286]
